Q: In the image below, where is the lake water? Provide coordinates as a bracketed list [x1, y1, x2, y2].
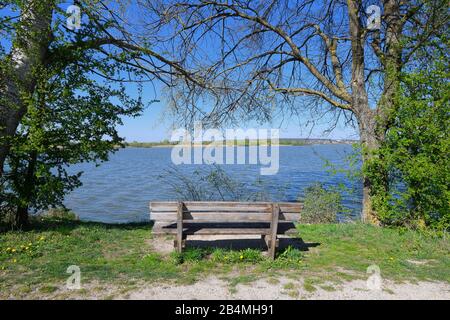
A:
[64, 145, 362, 223]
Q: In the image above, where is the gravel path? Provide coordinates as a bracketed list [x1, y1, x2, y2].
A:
[125, 276, 450, 300]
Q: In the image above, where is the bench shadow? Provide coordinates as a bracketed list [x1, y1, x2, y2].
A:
[186, 237, 320, 252]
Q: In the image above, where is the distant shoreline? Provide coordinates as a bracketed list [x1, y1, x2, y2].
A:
[124, 138, 357, 148]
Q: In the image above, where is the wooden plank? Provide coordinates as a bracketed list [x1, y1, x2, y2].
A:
[150, 201, 302, 213]
[158, 228, 271, 235]
[153, 222, 274, 235]
[279, 212, 301, 221]
[176, 202, 183, 253]
[150, 211, 300, 222]
[153, 222, 297, 237]
[150, 201, 272, 212]
[190, 228, 269, 235]
[151, 211, 270, 222]
[153, 226, 297, 236]
[279, 203, 303, 213]
[268, 203, 280, 260]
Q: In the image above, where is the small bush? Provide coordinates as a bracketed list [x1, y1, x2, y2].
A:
[39, 208, 79, 221]
[170, 247, 209, 264]
[182, 248, 207, 262]
[300, 183, 343, 224]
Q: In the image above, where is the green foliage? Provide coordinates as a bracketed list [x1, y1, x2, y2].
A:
[40, 208, 79, 221]
[0, 0, 164, 226]
[210, 248, 264, 264]
[0, 40, 146, 224]
[370, 57, 449, 230]
[300, 183, 345, 224]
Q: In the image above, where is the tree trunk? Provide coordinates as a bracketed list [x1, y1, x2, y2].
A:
[15, 205, 29, 229]
[0, 0, 54, 178]
[348, 0, 382, 223]
[14, 150, 38, 229]
[357, 111, 383, 225]
[359, 0, 403, 224]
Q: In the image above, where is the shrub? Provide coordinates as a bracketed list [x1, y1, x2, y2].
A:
[300, 183, 343, 224]
[370, 57, 449, 231]
[39, 208, 79, 221]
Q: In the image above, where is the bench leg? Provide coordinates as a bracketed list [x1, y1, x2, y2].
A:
[268, 203, 280, 260]
[173, 239, 186, 250]
[268, 236, 277, 260]
[176, 201, 183, 253]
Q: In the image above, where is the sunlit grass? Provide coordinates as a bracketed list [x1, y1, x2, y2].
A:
[0, 217, 448, 298]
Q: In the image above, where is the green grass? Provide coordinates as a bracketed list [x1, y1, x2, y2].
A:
[0, 218, 448, 298]
[295, 223, 450, 282]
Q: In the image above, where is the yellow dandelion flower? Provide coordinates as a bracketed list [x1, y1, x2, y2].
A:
[11, 249, 16, 253]
[240, 255, 244, 260]
[12, 259, 16, 263]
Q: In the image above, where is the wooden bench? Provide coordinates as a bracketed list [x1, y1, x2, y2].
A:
[149, 201, 302, 259]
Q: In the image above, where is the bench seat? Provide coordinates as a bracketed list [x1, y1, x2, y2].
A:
[152, 222, 298, 236]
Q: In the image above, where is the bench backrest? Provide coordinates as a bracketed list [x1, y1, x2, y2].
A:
[149, 201, 302, 222]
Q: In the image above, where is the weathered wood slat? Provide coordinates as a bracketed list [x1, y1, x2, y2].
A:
[151, 201, 271, 212]
[150, 211, 300, 222]
[176, 202, 183, 253]
[152, 227, 298, 236]
[152, 222, 297, 236]
[151, 212, 269, 221]
[150, 201, 302, 213]
[154, 227, 271, 235]
[268, 204, 280, 260]
[188, 228, 271, 235]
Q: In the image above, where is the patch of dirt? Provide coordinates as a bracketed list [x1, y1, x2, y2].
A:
[406, 259, 436, 266]
[148, 235, 175, 255]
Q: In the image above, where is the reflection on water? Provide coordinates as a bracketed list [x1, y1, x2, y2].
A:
[64, 145, 362, 223]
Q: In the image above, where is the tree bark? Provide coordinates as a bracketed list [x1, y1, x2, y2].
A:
[357, 112, 382, 224]
[0, 0, 54, 178]
[15, 205, 30, 229]
[14, 150, 38, 229]
[347, 0, 404, 224]
[347, 0, 381, 223]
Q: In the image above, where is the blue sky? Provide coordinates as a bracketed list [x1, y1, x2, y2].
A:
[1, 2, 359, 143]
[114, 1, 360, 142]
[118, 96, 359, 142]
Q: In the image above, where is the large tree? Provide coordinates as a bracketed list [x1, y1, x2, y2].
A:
[143, 0, 448, 222]
[2, 44, 145, 227]
[1, 1, 447, 223]
[0, 0, 199, 179]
